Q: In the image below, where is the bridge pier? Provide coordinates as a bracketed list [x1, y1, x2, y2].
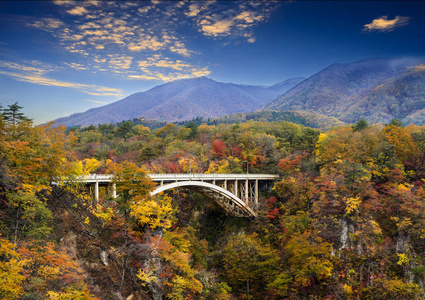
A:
[255, 179, 259, 207]
[95, 181, 99, 203]
[245, 179, 249, 203]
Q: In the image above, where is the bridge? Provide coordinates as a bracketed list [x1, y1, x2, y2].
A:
[80, 173, 279, 217]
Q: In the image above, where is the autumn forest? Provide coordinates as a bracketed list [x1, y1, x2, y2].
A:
[1, 103, 425, 299]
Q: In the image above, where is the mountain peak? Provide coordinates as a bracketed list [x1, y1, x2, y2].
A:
[54, 77, 303, 127]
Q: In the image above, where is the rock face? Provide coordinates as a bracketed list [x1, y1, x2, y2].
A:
[54, 77, 304, 127]
[264, 57, 425, 125]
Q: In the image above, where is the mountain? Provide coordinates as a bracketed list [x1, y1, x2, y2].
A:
[263, 57, 425, 125]
[208, 110, 344, 131]
[54, 77, 304, 127]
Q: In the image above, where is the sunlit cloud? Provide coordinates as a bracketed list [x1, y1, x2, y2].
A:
[130, 54, 210, 81]
[0, 60, 58, 75]
[363, 16, 409, 32]
[200, 18, 234, 37]
[30, 17, 65, 31]
[127, 36, 167, 52]
[53, 0, 77, 6]
[63, 62, 88, 71]
[67, 6, 88, 16]
[24, 1, 278, 82]
[138, 55, 191, 71]
[107, 54, 133, 72]
[0, 60, 123, 97]
[412, 64, 425, 72]
[170, 41, 191, 57]
[84, 99, 108, 104]
[190, 2, 278, 42]
[185, 2, 210, 17]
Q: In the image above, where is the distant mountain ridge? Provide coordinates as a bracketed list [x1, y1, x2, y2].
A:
[55, 77, 304, 127]
[263, 57, 425, 125]
[55, 57, 425, 128]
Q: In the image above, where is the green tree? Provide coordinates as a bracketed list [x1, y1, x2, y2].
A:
[115, 121, 134, 140]
[353, 118, 369, 132]
[2, 102, 31, 126]
[388, 118, 403, 128]
[185, 122, 198, 140]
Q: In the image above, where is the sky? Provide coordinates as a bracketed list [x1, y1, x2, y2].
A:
[1, 0, 425, 124]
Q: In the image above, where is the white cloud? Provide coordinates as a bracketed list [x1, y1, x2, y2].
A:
[412, 64, 425, 72]
[0, 60, 58, 75]
[200, 18, 234, 37]
[30, 1, 277, 82]
[191, 2, 278, 42]
[63, 62, 88, 70]
[131, 54, 210, 81]
[67, 6, 88, 16]
[363, 16, 410, 32]
[0, 70, 123, 96]
[0, 60, 123, 96]
[30, 17, 65, 31]
[84, 99, 108, 104]
[186, 3, 202, 17]
[107, 54, 133, 70]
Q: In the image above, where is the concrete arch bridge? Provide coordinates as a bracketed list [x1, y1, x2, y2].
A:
[80, 173, 279, 218]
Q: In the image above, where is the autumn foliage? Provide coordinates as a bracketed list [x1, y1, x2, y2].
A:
[2, 104, 425, 299]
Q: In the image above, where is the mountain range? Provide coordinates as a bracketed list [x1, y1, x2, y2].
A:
[264, 57, 425, 125]
[55, 57, 425, 128]
[55, 77, 304, 127]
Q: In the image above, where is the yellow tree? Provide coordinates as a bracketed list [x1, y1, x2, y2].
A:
[383, 124, 418, 164]
[0, 236, 26, 300]
[222, 232, 280, 298]
[111, 161, 174, 230]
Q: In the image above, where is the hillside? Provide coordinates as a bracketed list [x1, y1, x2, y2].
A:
[210, 110, 345, 131]
[54, 77, 304, 127]
[2, 104, 425, 299]
[264, 57, 425, 125]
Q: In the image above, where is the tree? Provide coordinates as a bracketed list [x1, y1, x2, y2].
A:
[222, 232, 280, 298]
[270, 230, 334, 298]
[115, 121, 134, 140]
[18, 241, 96, 299]
[2, 102, 31, 126]
[388, 119, 404, 128]
[353, 118, 369, 132]
[185, 122, 198, 140]
[211, 139, 227, 158]
[111, 161, 155, 218]
[0, 236, 26, 300]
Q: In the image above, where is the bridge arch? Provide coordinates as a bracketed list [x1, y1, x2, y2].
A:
[151, 181, 257, 217]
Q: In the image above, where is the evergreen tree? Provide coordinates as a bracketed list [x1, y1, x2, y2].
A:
[185, 121, 198, 139]
[2, 102, 31, 125]
[353, 118, 369, 132]
[388, 118, 404, 128]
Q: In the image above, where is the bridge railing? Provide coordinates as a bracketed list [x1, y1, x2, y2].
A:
[77, 173, 279, 182]
[149, 173, 280, 180]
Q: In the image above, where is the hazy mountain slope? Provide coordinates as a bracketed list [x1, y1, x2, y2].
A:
[55, 77, 304, 127]
[263, 58, 425, 125]
[343, 65, 425, 124]
[212, 109, 345, 131]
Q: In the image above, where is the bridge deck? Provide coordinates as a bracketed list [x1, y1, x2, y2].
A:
[80, 173, 279, 183]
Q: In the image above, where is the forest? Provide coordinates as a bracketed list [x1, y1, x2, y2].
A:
[1, 102, 425, 299]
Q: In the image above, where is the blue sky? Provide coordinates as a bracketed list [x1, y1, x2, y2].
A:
[1, 0, 424, 124]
